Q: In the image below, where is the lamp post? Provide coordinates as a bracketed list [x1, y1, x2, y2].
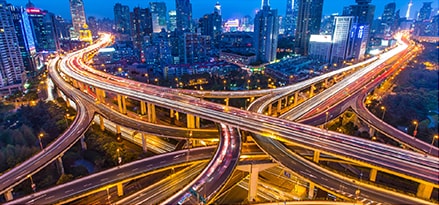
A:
[38, 133, 44, 150]
[429, 135, 438, 154]
[413, 120, 418, 138]
[380, 106, 386, 120]
[28, 175, 36, 192]
[145, 73, 149, 84]
[116, 148, 122, 165]
[65, 113, 70, 126]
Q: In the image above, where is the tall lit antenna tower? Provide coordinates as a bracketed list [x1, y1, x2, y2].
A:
[405, 0, 413, 19]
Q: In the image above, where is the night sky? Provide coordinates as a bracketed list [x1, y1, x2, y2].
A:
[11, 0, 438, 21]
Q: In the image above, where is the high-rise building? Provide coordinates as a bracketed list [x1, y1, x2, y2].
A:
[284, 0, 299, 36]
[130, 7, 153, 61]
[183, 33, 212, 64]
[406, 0, 413, 19]
[69, 0, 87, 40]
[330, 16, 357, 63]
[418, 2, 432, 21]
[175, 0, 193, 64]
[9, 4, 42, 73]
[343, 0, 375, 25]
[294, 0, 324, 55]
[114, 3, 130, 34]
[176, 0, 192, 32]
[150, 2, 167, 33]
[198, 3, 222, 43]
[380, 2, 396, 35]
[0, 0, 26, 92]
[168, 10, 177, 32]
[253, 0, 279, 63]
[214, 1, 221, 16]
[27, 6, 59, 51]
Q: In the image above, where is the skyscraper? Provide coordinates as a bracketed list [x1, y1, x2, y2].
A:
[176, 0, 192, 32]
[114, 3, 130, 34]
[418, 2, 432, 21]
[284, 0, 299, 36]
[381, 2, 396, 35]
[343, 0, 375, 26]
[9, 4, 42, 73]
[27, 6, 59, 51]
[0, 0, 26, 92]
[130, 7, 153, 59]
[69, 0, 86, 40]
[168, 10, 177, 32]
[214, 1, 221, 16]
[330, 16, 357, 63]
[254, 0, 279, 63]
[150, 2, 167, 33]
[294, 0, 324, 55]
[406, 0, 413, 19]
[198, 3, 222, 43]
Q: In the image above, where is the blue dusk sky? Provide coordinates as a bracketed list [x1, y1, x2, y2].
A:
[10, 0, 438, 21]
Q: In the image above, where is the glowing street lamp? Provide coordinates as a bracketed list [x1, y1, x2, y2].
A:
[429, 135, 438, 154]
[380, 106, 386, 120]
[413, 120, 418, 138]
[38, 133, 44, 150]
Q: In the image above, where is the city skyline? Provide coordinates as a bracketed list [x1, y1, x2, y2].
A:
[12, 0, 438, 21]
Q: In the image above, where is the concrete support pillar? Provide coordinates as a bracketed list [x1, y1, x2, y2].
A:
[175, 111, 180, 121]
[309, 84, 315, 98]
[313, 150, 320, 163]
[141, 133, 147, 153]
[195, 116, 200, 128]
[96, 88, 106, 103]
[170, 109, 175, 118]
[4, 189, 13, 201]
[369, 168, 377, 182]
[324, 78, 328, 88]
[267, 104, 272, 115]
[416, 183, 433, 199]
[308, 182, 315, 199]
[80, 135, 87, 150]
[140, 101, 146, 115]
[277, 99, 282, 114]
[248, 165, 259, 202]
[122, 96, 127, 114]
[294, 91, 299, 106]
[146, 103, 156, 123]
[117, 94, 124, 114]
[369, 127, 375, 137]
[187, 114, 195, 129]
[116, 125, 121, 135]
[72, 79, 79, 88]
[57, 156, 65, 175]
[284, 96, 288, 107]
[99, 115, 105, 131]
[117, 183, 124, 196]
[250, 97, 255, 103]
[225, 98, 229, 107]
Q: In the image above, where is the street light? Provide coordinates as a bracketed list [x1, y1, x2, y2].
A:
[413, 120, 418, 138]
[116, 148, 122, 165]
[429, 134, 438, 154]
[28, 175, 36, 192]
[65, 113, 70, 126]
[38, 133, 44, 150]
[325, 112, 329, 130]
[380, 106, 386, 120]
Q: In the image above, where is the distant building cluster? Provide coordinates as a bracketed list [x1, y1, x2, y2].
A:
[1, 0, 438, 94]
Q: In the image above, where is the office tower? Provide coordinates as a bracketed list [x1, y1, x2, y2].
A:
[150, 2, 167, 33]
[27, 6, 59, 51]
[168, 10, 177, 32]
[198, 3, 222, 42]
[294, 0, 324, 55]
[183, 33, 211, 64]
[343, 0, 375, 25]
[0, 0, 26, 92]
[381, 3, 396, 35]
[214, 1, 221, 16]
[130, 7, 153, 61]
[406, 0, 413, 19]
[284, 0, 299, 36]
[54, 15, 70, 40]
[9, 5, 42, 73]
[176, 0, 192, 32]
[330, 16, 357, 63]
[69, 0, 87, 40]
[254, 0, 279, 63]
[114, 3, 130, 34]
[418, 2, 432, 21]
